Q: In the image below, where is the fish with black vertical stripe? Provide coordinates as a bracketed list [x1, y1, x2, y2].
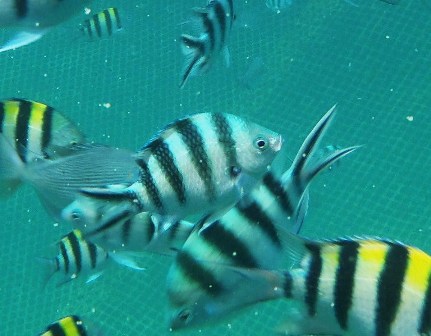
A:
[166, 105, 360, 330]
[179, 0, 235, 88]
[80, 7, 122, 40]
[0, 0, 95, 52]
[62, 112, 282, 236]
[39, 229, 144, 286]
[39, 315, 90, 336]
[209, 233, 431, 336]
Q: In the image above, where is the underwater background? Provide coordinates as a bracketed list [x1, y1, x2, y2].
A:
[1, 0, 431, 335]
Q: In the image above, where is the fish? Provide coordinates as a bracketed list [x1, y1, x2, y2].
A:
[265, 0, 293, 13]
[0, 0, 94, 52]
[39, 315, 89, 336]
[166, 105, 360, 330]
[63, 112, 283, 236]
[39, 229, 144, 287]
[79, 8, 122, 40]
[179, 0, 235, 88]
[81, 212, 195, 255]
[0, 98, 85, 163]
[0, 136, 138, 219]
[213, 234, 431, 336]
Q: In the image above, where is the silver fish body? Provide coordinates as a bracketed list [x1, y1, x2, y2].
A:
[63, 112, 282, 236]
[180, 0, 235, 88]
[166, 106, 359, 330]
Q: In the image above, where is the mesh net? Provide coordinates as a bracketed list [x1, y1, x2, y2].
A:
[1, 0, 431, 335]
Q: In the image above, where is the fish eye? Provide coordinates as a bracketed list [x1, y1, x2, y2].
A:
[177, 309, 192, 324]
[70, 211, 81, 221]
[229, 166, 241, 178]
[254, 136, 268, 150]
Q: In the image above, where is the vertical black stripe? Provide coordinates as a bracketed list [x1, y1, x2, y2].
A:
[176, 251, 223, 296]
[47, 321, 67, 336]
[262, 172, 294, 215]
[87, 241, 98, 269]
[60, 242, 70, 274]
[122, 218, 133, 244]
[418, 270, 431, 334]
[40, 104, 53, 156]
[71, 315, 87, 336]
[68, 232, 82, 273]
[175, 117, 216, 201]
[213, 2, 227, 48]
[199, 9, 215, 53]
[333, 240, 360, 330]
[210, 113, 237, 166]
[137, 159, 164, 211]
[82, 20, 92, 38]
[103, 9, 113, 36]
[304, 243, 322, 316]
[113, 7, 122, 29]
[0, 102, 5, 133]
[146, 215, 156, 243]
[227, 0, 235, 28]
[15, 99, 31, 162]
[375, 243, 409, 336]
[14, 0, 28, 18]
[148, 138, 186, 205]
[283, 271, 293, 298]
[94, 13, 102, 38]
[200, 220, 259, 268]
[237, 200, 282, 248]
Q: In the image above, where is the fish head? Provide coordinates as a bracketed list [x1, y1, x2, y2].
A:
[235, 120, 283, 176]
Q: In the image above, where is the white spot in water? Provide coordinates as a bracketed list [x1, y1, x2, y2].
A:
[385, 35, 390, 39]
[84, 8, 91, 15]
[103, 102, 112, 108]
[406, 116, 414, 122]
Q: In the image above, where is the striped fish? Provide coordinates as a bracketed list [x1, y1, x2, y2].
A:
[218, 235, 431, 336]
[265, 0, 293, 13]
[179, 0, 235, 88]
[39, 315, 88, 336]
[166, 105, 359, 330]
[41, 229, 144, 286]
[81, 212, 195, 255]
[0, 0, 94, 52]
[62, 112, 282, 236]
[80, 8, 122, 40]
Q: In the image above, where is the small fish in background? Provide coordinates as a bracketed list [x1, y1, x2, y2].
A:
[39, 229, 145, 287]
[79, 8, 122, 40]
[166, 106, 359, 330]
[179, 0, 235, 88]
[265, 0, 293, 13]
[237, 56, 266, 90]
[211, 234, 431, 336]
[0, 0, 95, 52]
[63, 112, 282, 237]
[39, 315, 89, 336]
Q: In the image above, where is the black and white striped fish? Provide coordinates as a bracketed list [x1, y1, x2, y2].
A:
[166, 106, 359, 329]
[0, 0, 94, 52]
[40, 229, 144, 286]
[179, 0, 235, 88]
[210, 233, 431, 336]
[62, 112, 282, 236]
[39, 315, 89, 336]
[80, 8, 122, 40]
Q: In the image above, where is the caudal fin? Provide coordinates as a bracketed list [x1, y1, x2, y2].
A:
[0, 134, 25, 197]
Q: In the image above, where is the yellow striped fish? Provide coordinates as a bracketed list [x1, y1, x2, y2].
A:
[80, 8, 122, 40]
[212, 235, 431, 336]
[39, 315, 88, 336]
[0, 98, 85, 163]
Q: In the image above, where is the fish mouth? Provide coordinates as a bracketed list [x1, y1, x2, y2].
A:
[270, 134, 283, 152]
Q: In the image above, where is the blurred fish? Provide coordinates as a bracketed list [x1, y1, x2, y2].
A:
[0, 137, 138, 219]
[179, 0, 235, 88]
[0, 0, 94, 52]
[265, 0, 293, 13]
[63, 112, 282, 237]
[39, 229, 144, 287]
[237, 56, 265, 90]
[80, 7, 122, 40]
[166, 106, 359, 330]
[39, 315, 89, 336]
[210, 234, 431, 336]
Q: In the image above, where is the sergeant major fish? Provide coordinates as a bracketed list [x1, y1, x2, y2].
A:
[166, 106, 359, 329]
[0, 0, 94, 52]
[211, 234, 431, 336]
[39, 315, 90, 336]
[179, 0, 235, 88]
[80, 7, 122, 40]
[63, 112, 282, 236]
[40, 229, 144, 286]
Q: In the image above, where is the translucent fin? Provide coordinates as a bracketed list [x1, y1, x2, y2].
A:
[85, 272, 104, 284]
[291, 189, 309, 234]
[179, 34, 206, 88]
[109, 251, 146, 271]
[0, 134, 24, 197]
[35, 257, 58, 290]
[222, 46, 231, 67]
[0, 30, 47, 53]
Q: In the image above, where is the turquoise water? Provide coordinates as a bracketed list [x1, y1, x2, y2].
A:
[1, 0, 431, 335]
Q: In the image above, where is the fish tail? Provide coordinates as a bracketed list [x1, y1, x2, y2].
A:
[0, 134, 25, 197]
[35, 257, 58, 290]
[179, 34, 206, 88]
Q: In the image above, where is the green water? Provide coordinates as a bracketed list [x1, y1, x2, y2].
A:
[1, 0, 430, 335]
